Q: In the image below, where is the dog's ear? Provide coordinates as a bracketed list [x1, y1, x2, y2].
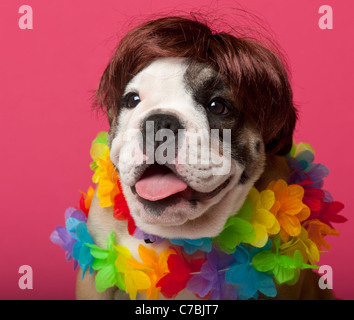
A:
[264, 111, 297, 156]
[237, 39, 297, 156]
[93, 63, 120, 126]
[248, 41, 298, 156]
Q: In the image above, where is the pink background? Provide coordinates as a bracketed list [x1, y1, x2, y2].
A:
[0, 0, 353, 299]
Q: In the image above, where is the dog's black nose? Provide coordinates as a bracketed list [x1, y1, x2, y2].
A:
[140, 114, 184, 163]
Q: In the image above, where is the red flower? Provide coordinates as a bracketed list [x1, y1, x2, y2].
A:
[302, 186, 325, 213]
[113, 180, 136, 235]
[156, 250, 206, 298]
[312, 201, 346, 229]
[304, 191, 346, 229]
[294, 176, 346, 229]
[127, 217, 137, 236]
[113, 191, 130, 220]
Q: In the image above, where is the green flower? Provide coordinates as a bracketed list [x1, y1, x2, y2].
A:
[215, 201, 255, 254]
[252, 236, 318, 284]
[87, 232, 125, 292]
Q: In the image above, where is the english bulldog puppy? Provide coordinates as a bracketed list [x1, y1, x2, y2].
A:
[76, 16, 334, 300]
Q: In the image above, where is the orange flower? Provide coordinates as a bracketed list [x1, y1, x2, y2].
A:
[80, 186, 95, 216]
[303, 219, 339, 250]
[267, 180, 310, 241]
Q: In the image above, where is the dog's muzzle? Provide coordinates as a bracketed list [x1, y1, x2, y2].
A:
[135, 113, 188, 201]
[140, 113, 184, 160]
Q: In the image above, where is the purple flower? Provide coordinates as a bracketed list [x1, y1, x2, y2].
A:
[187, 248, 237, 300]
[50, 225, 77, 266]
[133, 226, 164, 245]
[288, 150, 330, 191]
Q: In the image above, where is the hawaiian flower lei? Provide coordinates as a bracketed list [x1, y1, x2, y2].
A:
[51, 132, 346, 300]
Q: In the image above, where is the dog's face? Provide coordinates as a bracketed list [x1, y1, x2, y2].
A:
[109, 57, 265, 239]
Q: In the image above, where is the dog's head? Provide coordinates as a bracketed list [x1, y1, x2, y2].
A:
[94, 17, 297, 239]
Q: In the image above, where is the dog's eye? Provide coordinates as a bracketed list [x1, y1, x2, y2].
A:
[207, 100, 229, 115]
[126, 93, 141, 108]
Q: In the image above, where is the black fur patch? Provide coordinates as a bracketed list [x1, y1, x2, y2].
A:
[183, 61, 253, 170]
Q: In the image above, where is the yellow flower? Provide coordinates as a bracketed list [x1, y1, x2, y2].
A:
[247, 188, 280, 248]
[289, 142, 315, 158]
[96, 159, 119, 207]
[267, 180, 310, 242]
[90, 141, 110, 181]
[114, 244, 151, 300]
[279, 227, 319, 265]
[90, 142, 119, 207]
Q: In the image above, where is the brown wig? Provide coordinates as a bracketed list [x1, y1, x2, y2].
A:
[94, 16, 297, 156]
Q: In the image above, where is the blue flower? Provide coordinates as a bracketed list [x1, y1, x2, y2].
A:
[225, 242, 276, 300]
[169, 238, 212, 254]
[65, 216, 94, 277]
[71, 222, 95, 277]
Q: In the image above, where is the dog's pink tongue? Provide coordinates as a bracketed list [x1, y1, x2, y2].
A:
[135, 170, 188, 201]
